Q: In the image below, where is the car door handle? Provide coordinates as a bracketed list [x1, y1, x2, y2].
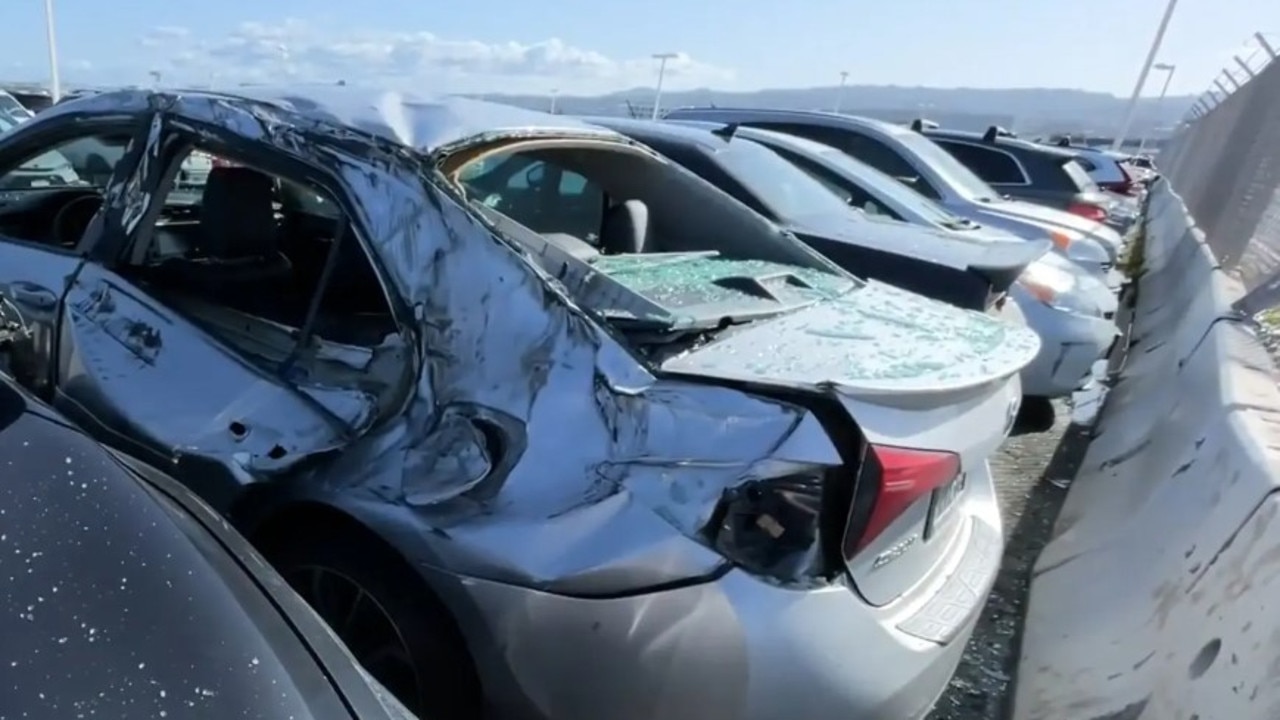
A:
[8, 286, 57, 310]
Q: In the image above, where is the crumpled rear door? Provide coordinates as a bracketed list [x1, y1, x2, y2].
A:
[55, 263, 375, 511]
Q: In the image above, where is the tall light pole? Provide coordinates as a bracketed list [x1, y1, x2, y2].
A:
[43, 0, 61, 102]
[1112, 0, 1180, 151]
[833, 71, 850, 113]
[549, 88, 559, 114]
[650, 52, 677, 120]
[1137, 62, 1175, 153]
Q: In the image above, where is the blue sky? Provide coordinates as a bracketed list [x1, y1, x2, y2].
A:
[0, 0, 1274, 96]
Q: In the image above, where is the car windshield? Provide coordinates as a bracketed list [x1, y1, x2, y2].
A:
[893, 131, 1001, 201]
[813, 147, 972, 227]
[719, 138, 856, 220]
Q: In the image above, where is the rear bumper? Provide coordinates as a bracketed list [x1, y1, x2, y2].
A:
[450, 499, 1000, 720]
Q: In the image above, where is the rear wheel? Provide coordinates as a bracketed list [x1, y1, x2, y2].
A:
[259, 527, 483, 720]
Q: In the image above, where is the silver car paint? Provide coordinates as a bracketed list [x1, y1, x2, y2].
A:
[663, 108, 1119, 268]
[738, 127, 1115, 398]
[0, 87, 1037, 720]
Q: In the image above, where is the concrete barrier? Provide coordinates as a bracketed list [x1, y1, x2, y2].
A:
[1012, 179, 1280, 720]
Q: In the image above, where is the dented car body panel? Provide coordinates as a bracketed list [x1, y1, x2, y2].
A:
[0, 87, 1032, 720]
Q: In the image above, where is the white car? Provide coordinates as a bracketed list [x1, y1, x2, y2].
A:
[1046, 140, 1143, 198]
[741, 125, 1118, 399]
[1009, 253, 1118, 397]
[178, 149, 214, 188]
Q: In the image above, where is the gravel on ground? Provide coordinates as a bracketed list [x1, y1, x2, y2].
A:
[925, 401, 1091, 720]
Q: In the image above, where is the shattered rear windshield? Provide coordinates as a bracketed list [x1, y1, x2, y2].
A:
[589, 252, 856, 327]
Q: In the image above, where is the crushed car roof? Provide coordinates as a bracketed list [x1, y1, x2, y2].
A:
[59, 84, 621, 153]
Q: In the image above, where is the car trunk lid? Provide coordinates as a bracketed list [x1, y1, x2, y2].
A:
[788, 211, 1051, 308]
[662, 280, 1034, 605]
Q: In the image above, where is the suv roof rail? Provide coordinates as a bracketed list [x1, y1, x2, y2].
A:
[983, 125, 1016, 142]
[710, 122, 739, 140]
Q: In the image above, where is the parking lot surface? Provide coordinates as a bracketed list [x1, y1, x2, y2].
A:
[927, 402, 1089, 720]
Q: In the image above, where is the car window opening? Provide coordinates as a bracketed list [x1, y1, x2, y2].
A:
[0, 129, 134, 249]
[116, 145, 403, 401]
[446, 137, 837, 265]
[443, 137, 859, 342]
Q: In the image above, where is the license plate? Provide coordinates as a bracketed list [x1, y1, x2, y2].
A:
[925, 474, 967, 539]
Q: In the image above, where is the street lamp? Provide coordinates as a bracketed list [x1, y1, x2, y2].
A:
[1112, 0, 1180, 151]
[833, 71, 850, 113]
[43, 0, 61, 102]
[1137, 63, 1175, 153]
[650, 52, 677, 121]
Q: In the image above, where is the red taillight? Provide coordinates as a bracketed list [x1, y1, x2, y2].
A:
[1067, 202, 1108, 222]
[847, 445, 961, 553]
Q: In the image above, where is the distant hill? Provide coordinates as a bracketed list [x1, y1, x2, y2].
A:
[478, 83, 1193, 138]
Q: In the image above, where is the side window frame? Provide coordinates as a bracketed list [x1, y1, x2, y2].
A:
[769, 147, 901, 219]
[774, 124, 945, 202]
[109, 116, 411, 331]
[0, 114, 155, 258]
[935, 140, 1029, 186]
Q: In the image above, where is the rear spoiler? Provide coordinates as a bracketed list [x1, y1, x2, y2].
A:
[966, 238, 1053, 295]
[791, 221, 1051, 310]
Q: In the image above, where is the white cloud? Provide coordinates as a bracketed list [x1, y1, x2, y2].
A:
[138, 25, 191, 48]
[122, 20, 733, 94]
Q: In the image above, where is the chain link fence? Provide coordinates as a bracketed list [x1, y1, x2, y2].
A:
[1158, 35, 1280, 294]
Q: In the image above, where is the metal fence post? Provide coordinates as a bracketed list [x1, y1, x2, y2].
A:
[1237, 55, 1258, 78]
[1258, 32, 1278, 60]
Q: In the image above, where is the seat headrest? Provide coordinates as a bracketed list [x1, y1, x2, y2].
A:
[199, 165, 278, 258]
[600, 199, 649, 255]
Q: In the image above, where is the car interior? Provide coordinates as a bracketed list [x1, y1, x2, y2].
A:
[0, 131, 133, 245]
[0, 134, 402, 391]
[444, 138, 833, 280]
[122, 148, 398, 350]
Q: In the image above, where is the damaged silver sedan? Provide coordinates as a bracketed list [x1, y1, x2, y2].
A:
[0, 87, 1039, 720]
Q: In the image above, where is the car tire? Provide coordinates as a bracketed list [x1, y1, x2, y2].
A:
[1012, 395, 1056, 435]
[260, 528, 484, 720]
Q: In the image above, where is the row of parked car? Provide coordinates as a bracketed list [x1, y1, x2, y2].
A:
[0, 84, 1154, 720]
